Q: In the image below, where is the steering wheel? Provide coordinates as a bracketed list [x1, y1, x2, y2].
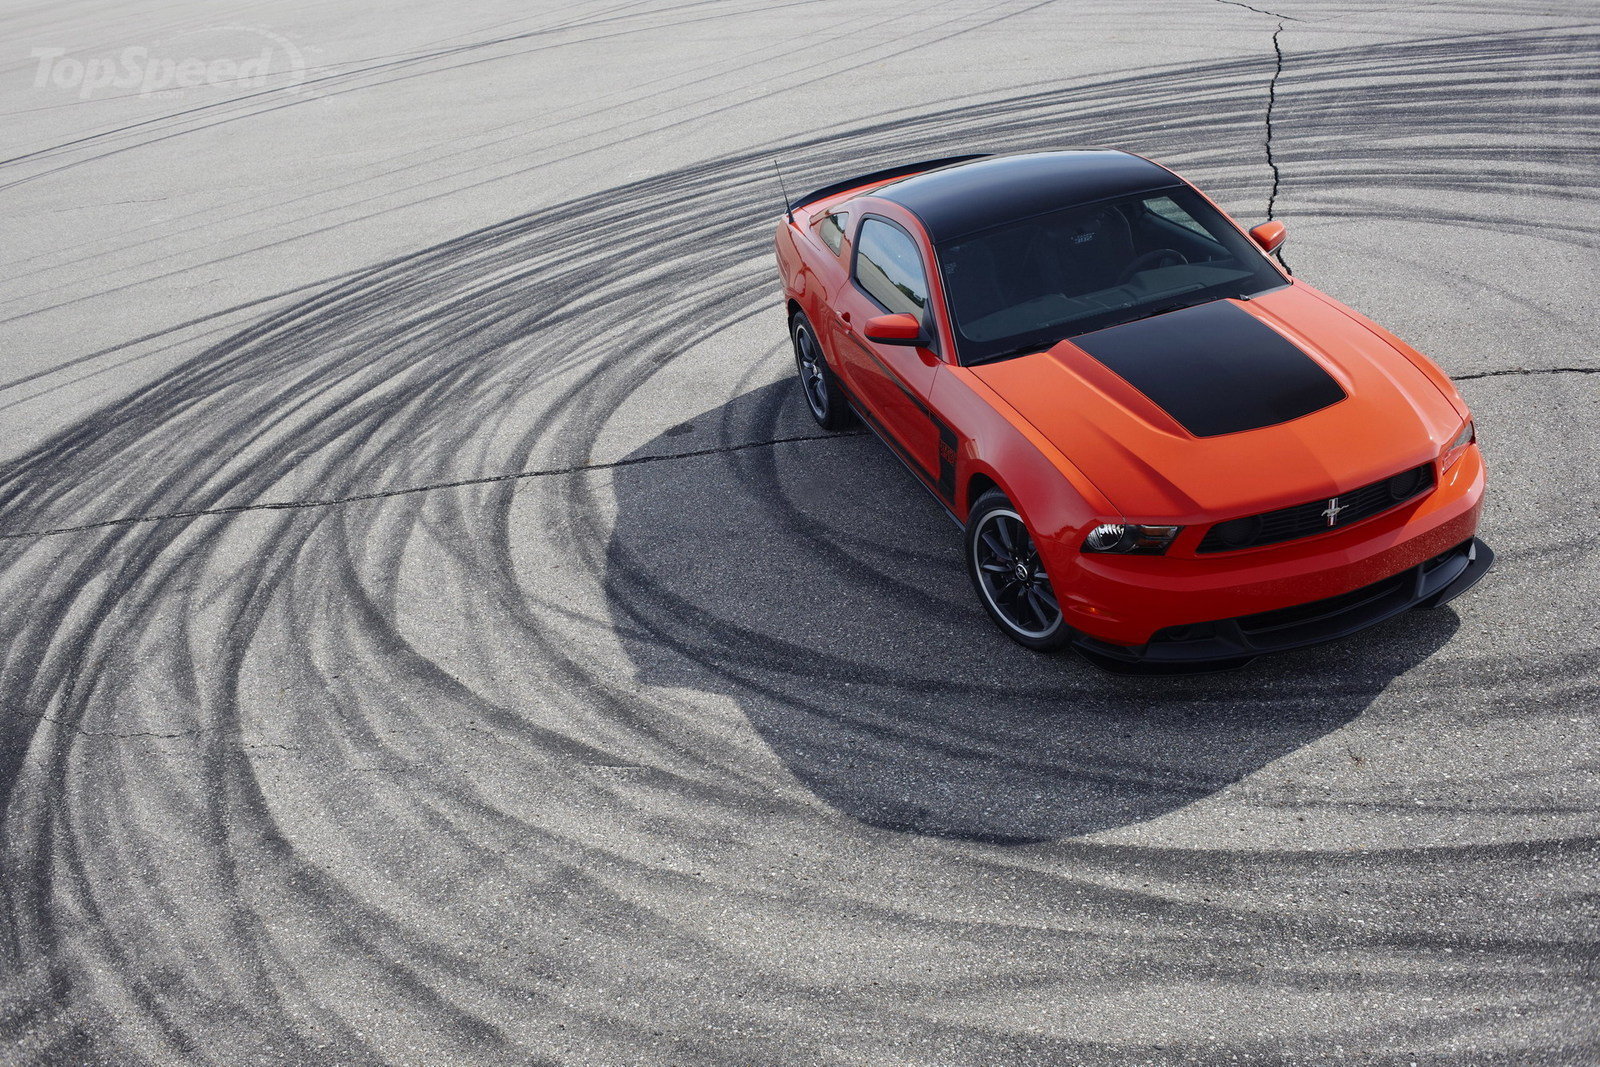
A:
[1118, 248, 1188, 285]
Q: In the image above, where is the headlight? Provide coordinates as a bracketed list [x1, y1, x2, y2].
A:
[1442, 418, 1475, 470]
[1082, 522, 1182, 555]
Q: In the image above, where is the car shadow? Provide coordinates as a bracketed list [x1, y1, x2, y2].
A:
[602, 380, 1458, 844]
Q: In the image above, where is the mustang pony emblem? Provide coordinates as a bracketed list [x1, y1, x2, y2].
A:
[1322, 497, 1345, 526]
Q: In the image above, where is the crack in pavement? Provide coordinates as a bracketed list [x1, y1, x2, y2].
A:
[0, 429, 867, 542]
[3, 364, 1592, 546]
[37, 714, 210, 740]
[1215, 0, 1295, 274]
[34, 710, 380, 751]
[1214, 0, 1304, 19]
[1265, 22, 1287, 231]
[1453, 366, 1600, 381]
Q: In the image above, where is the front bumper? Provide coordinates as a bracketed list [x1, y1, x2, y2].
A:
[1058, 445, 1485, 641]
[1074, 536, 1493, 672]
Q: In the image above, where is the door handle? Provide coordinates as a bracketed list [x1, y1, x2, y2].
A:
[837, 310, 852, 325]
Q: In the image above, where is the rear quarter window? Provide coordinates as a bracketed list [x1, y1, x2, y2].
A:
[815, 212, 848, 254]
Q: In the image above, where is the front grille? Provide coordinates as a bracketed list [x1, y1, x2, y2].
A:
[1196, 462, 1435, 553]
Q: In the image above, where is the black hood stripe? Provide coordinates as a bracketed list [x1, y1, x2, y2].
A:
[1073, 300, 1346, 437]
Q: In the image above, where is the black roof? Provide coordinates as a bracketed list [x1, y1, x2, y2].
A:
[874, 150, 1181, 243]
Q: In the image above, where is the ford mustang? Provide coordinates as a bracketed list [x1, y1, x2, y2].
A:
[773, 150, 1490, 670]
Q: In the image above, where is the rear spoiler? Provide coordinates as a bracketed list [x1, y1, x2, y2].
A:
[788, 154, 990, 213]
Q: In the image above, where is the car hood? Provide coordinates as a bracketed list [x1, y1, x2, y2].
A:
[966, 284, 1468, 522]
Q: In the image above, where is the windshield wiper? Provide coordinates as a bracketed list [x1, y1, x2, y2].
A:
[966, 340, 1063, 366]
[1113, 295, 1213, 327]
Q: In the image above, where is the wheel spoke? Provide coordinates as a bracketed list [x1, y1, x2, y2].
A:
[996, 517, 1016, 552]
[1019, 589, 1041, 628]
[1024, 589, 1051, 629]
[1033, 584, 1059, 613]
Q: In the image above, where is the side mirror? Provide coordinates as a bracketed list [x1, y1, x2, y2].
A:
[863, 312, 928, 347]
[1249, 220, 1287, 254]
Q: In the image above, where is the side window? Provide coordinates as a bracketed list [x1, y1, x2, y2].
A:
[815, 212, 848, 255]
[854, 218, 929, 316]
[1143, 195, 1209, 238]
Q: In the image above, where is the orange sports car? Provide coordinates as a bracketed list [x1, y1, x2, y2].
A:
[773, 150, 1490, 671]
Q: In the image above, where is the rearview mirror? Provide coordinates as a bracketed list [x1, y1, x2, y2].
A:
[1249, 220, 1287, 254]
[863, 312, 928, 347]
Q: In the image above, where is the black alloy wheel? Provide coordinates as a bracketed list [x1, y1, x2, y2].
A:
[966, 490, 1068, 651]
[791, 312, 854, 431]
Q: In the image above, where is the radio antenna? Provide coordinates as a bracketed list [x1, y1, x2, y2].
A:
[772, 158, 795, 223]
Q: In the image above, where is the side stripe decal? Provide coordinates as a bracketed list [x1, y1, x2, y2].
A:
[937, 423, 958, 502]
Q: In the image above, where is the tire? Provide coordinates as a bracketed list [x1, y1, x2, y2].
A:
[791, 311, 855, 431]
[965, 489, 1070, 651]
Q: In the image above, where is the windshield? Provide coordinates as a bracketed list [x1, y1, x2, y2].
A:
[936, 186, 1287, 364]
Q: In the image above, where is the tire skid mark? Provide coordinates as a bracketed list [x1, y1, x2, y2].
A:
[2, 23, 1598, 1066]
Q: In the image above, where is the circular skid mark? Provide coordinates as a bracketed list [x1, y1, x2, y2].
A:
[603, 380, 1460, 844]
[0, 27, 1596, 1066]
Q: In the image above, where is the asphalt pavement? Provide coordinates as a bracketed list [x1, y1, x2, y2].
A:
[0, 1, 1596, 1063]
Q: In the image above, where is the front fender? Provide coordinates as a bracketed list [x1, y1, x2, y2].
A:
[936, 367, 1111, 585]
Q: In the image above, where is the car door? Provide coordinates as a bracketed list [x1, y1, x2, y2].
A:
[828, 215, 944, 486]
